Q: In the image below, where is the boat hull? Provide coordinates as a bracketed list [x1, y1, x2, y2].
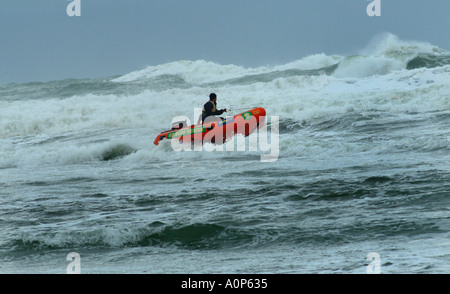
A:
[153, 107, 266, 146]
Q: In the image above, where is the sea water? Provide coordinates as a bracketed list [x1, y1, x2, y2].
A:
[1, 33, 449, 273]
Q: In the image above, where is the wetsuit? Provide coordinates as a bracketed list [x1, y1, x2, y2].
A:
[201, 100, 225, 123]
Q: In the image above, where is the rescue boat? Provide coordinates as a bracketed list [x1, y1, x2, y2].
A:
[153, 107, 266, 146]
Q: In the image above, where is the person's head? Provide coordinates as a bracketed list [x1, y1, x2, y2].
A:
[209, 93, 217, 102]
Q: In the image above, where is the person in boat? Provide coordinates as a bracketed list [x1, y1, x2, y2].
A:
[200, 93, 227, 123]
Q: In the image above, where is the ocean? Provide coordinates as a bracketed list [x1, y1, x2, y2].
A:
[1, 33, 449, 274]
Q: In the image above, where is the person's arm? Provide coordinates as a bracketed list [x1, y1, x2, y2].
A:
[214, 107, 226, 115]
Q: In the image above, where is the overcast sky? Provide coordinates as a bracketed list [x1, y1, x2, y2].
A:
[1, 0, 449, 84]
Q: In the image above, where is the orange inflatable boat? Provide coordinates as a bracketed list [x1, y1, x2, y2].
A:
[153, 107, 266, 146]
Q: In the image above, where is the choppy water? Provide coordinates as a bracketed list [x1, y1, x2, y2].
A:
[1, 33, 449, 273]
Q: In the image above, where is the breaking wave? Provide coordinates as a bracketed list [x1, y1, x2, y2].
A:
[0, 33, 449, 168]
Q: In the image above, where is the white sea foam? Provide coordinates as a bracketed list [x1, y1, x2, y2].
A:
[1, 34, 449, 168]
